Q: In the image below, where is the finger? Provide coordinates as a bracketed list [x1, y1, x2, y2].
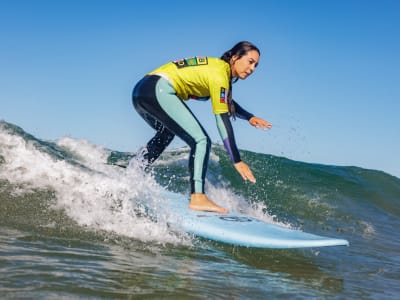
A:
[247, 173, 256, 183]
[261, 123, 272, 130]
[243, 169, 256, 183]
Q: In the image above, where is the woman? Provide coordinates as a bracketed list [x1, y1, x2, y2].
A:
[132, 41, 272, 214]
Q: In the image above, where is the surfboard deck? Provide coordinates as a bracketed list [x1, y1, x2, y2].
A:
[158, 191, 349, 249]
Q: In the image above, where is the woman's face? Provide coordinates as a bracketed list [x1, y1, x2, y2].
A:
[230, 50, 260, 79]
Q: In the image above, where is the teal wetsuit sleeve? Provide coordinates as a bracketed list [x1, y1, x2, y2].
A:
[215, 113, 241, 163]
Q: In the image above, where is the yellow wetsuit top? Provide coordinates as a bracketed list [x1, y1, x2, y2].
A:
[148, 56, 230, 114]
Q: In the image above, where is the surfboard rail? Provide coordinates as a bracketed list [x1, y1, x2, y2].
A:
[157, 191, 350, 249]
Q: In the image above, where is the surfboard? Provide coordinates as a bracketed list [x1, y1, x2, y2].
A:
[157, 191, 349, 249]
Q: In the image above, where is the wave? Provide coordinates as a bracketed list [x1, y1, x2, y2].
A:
[1, 120, 399, 248]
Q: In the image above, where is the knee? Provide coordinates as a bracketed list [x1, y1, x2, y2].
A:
[196, 135, 211, 151]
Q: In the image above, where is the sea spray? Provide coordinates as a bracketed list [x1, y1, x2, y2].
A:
[1, 120, 400, 299]
[0, 121, 282, 247]
[0, 122, 184, 245]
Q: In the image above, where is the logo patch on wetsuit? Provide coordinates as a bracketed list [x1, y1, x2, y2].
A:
[220, 87, 227, 103]
[173, 56, 208, 68]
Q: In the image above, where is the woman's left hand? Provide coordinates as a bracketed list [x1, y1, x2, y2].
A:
[249, 116, 272, 130]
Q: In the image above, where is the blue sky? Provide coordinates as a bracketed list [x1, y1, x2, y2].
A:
[1, 0, 399, 178]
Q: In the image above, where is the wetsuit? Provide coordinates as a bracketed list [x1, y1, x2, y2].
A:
[132, 56, 254, 194]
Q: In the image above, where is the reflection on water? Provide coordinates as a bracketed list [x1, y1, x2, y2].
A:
[1, 121, 399, 299]
[0, 227, 347, 299]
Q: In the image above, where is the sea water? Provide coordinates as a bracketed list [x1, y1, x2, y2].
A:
[0, 120, 399, 299]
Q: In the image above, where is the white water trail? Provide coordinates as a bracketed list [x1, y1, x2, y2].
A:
[0, 128, 189, 245]
[0, 122, 287, 247]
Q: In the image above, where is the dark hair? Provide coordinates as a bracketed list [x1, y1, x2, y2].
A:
[220, 41, 260, 118]
[221, 41, 260, 69]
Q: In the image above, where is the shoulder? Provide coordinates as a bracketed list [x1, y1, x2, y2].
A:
[207, 57, 230, 68]
[206, 58, 230, 83]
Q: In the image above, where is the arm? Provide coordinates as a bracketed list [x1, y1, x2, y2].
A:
[233, 100, 273, 130]
[232, 100, 254, 120]
[215, 112, 241, 163]
[215, 113, 256, 183]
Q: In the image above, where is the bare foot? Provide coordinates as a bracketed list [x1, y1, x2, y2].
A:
[189, 193, 228, 214]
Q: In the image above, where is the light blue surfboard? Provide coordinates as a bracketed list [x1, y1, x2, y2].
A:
[159, 192, 349, 249]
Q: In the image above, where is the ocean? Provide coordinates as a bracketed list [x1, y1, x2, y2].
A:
[0, 120, 399, 299]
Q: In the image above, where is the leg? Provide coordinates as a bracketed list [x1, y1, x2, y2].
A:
[136, 109, 175, 164]
[152, 79, 211, 194]
[146, 127, 175, 164]
[133, 76, 227, 213]
[152, 79, 227, 213]
[133, 76, 175, 165]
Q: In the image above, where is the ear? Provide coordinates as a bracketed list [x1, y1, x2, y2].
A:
[230, 54, 239, 64]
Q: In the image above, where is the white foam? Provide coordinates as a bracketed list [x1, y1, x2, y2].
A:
[205, 181, 290, 227]
[0, 125, 285, 246]
[0, 129, 188, 245]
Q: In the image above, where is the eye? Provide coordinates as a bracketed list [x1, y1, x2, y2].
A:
[249, 58, 258, 68]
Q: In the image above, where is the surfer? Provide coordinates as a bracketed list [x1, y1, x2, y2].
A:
[132, 41, 272, 214]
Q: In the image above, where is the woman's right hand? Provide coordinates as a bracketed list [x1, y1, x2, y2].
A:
[234, 161, 256, 183]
